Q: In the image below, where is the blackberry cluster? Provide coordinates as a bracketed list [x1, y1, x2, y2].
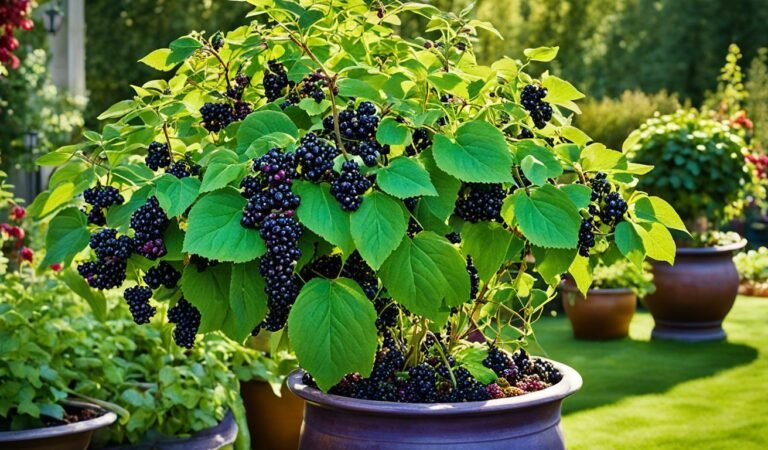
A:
[405, 128, 432, 156]
[467, 256, 480, 299]
[295, 133, 339, 182]
[123, 286, 156, 324]
[130, 196, 169, 260]
[483, 346, 513, 375]
[601, 191, 628, 225]
[323, 102, 389, 167]
[330, 161, 371, 211]
[263, 60, 289, 102]
[240, 149, 300, 229]
[166, 154, 201, 179]
[77, 227, 133, 290]
[299, 70, 329, 103]
[143, 261, 181, 289]
[200, 102, 235, 132]
[517, 128, 534, 139]
[583, 172, 628, 242]
[589, 172, 611, 202]
[578, 219, 596, 257]
[83, 185, 124, 226]
[89, 229, 133, 260]
[520, 84, 553, 129]
[167, 298, 201, 348]
[445, 232, 462, 244]
[145, 141, 171, 171]
[454, 183, 505, 222]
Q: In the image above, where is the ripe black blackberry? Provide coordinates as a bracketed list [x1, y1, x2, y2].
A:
[235, 73, 250, 89]
[454, 183, 505, 223]
[77, 259, 128, 290]
[331, 161, 371, 211]
[190, 255, 218, 272]
[370, 346, 405, 381]
[200, 102, 235, 132]
[89, 228, 133, 260]
[233, 100, 252, 121]
[528, 358, 562, 384]
[467, 256, 480, 299]
[251, 148, 298, 186]
[167, 158, 201, 179]
[143, 261, 181, 289]
[263, 60, 289, 102]
[445, 232, 462, 244]
[322, 102, 388, 166]
[241, 183, 301, 229]
[578, 218, 596, 257]
[210, 32, 224, 51]
[167, 298, 201, 349]
[239, 175, 263, 199]
[408, 363, 439, 402]
[405, 128, 432, 156]
[520, 84, 553, 129]
[600, 191, 628, 225]
[358, 140, 389, 167]
[145, 141, 171, 171]
[517, 128, 534, 139]
[84, 185, 124, 209]
[130, 196, 169, 260]
[511, 349, 530, 372]
[123, 286, 156, 324]
[86, 207, 106, 226]
[295, 133, 339, 182]
[483, 346, 512, 376]
[589, 172, 611, 201]
[445, 367, 491, 402]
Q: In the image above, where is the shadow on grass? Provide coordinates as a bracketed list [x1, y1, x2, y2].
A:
[529, 316, 759, 415]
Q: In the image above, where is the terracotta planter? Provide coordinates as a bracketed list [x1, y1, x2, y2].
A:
[287, 360, 582, 450]
[560, 284, 636, 340]
[0, 400, 117, 450]
[241, 380, 304, 450]
[644, 240, 746, 342]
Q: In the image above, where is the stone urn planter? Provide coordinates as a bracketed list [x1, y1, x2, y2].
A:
[0, 400, 117, 450]
[560, 283, 636, 340]
[241, 380, 304, 450]
[286, 360, 582, 450]
[643, 240, 746, 342]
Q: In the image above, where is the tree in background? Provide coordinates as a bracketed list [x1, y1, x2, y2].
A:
[746, 48, 768, 151]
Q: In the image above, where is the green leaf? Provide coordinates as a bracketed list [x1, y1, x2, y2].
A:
[456, 345, 499, 384]
[376, 157, 438, 199]
[236, 111, 299, 151]
[433, 121, 514, 183]
[180, 263, 231, 332]
[35, 149, 75, 166]
[60, 269, 108, 321]
[98, 100, 137, 121]
[200, 150, 245, 193]
[633, 196, 687, 232]
[523, 46, 559, 62]
[337, 78, 382, 102]
[634, 221, 675, 265]
[532, 247, 577, 286]
[568, 256, 593, 296]
[542, 76, 585, 103]
[350, 192, 407, 270]
[615, 221, 646, 269]
[515, 140, 563, 185]
[462, 222, 514, 281]
[581, 143, 626, 172]
[288, 278, 378, 391]
[297, 98, 331, 116]
[419, 150, 461, 221]
[183, 188, 266, 262]
[561, 184, 592, 209]
[138, 48, 177, 71]
[167, 36, 203, 64]
[380, 232, 470, 319]
[376, 118, 411, 146]
[294, 181, 354, 255]
[513, 184, 580, 249]
[155, 174, 201, 217]
[221, 261, 267, 342]
[41, 208, 89, 268]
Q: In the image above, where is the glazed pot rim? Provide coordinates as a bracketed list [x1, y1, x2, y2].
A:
[0, 400, 118, 442]
[287, 358, 582, 416]
[675, 239, 747, 255]
[559, 283, 635, 295]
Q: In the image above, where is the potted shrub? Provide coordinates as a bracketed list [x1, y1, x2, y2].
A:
[734, 247, 768, 297]
[33, 1, 681, 448]
[627, 109, 762, 341]
[560, 260, 654, 340]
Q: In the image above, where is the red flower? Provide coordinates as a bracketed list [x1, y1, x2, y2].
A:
[10, 206, 26, 221]
[20, 247, 33, 263]
[8, 226, 25, 240]
[49, 263, 63, 272]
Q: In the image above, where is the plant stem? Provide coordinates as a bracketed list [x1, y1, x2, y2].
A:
[162, 122, 175, 162]
[427, 331, 457, 388]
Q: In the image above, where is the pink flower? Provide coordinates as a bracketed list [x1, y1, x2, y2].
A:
[10, 206, 26, 221]
[49, 263, 63, 272]
[20, 247, 33, 263]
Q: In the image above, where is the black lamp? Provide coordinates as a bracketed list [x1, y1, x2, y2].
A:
[23, 130, 39, 150]
[44, 1, 64, 35]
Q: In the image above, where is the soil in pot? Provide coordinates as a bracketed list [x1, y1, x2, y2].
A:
[644, 241, 746, 342]
[0, 400, 117, 450]
[560, 284, 636, 340]
[240, 380, 304, 450]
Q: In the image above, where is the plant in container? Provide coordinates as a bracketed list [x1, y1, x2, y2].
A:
[32, 1, 682, 448]
[561, 259, 654, 340]
[734, 247, 768, 297]
[627, 109, 761, 341]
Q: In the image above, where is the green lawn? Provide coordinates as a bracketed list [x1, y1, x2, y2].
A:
[532, 296, 768, 450]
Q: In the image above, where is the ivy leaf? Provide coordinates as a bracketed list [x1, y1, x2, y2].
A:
[236, 111, 299, 152]
[462, 222, 514, 282]
[513, 184, 580, 249]
[634, 221, 675, 265]
[59, 269, 108, 321]
[531, 247, 577, 286]
[419, 150, 461, 221]
[167, 36, 203, 64]
[41, 208, 90, 268]
[183, 188, 266, 263]
[350, 191, 407, 270]
[376, 157, 438, 199]
[376, 118, 411, 146]
[155, 174, 201, 217]
[433, 121, 514, 183]
[633, 196, 688, 232]
[615, 221, 646, 269]
[287, 278, 378, 391]
[568, 256, 593, 296]
[221, 261, 267, 342]
[294, 181, 354, 255]
[180, 263, 231, 332]
[523, 46, 559, 62]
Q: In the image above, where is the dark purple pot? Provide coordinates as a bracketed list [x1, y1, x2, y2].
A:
[287, 360, 582, 450]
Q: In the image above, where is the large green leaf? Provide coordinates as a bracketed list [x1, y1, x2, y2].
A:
[513, 185, 580, 249]
[180, 263, 232, 333]
[634, 221, 675, 265]
[337, 78, 383, 102]
[462, 222, 514, 282]
[532, 247, 577, 286]
[376, 118, 411, 146]
[376, 157, 438, 199]
[221, 261, 267, 342]
[183, 188, 266, 262]
[581, 143, 626, 172]
[155, 174, 201, 217]
[167, 36, 203, 64]
[350, 191, 407, 270]
[419, 150, 461, 221]
[615, 221, 646, 268]
[200, 150, 246, 194]
[432, 121, 513, 183]
[236, 111, 299, 150]
[41, 208, 90, 268]
[515, 140, 563, 186]
[524, 46, 559, 62]
[294, 181, 354, 255]
[568, 256, 593, 296]
[138, 48, 178, 71]
[287, 278, 378, 391]
[59, 269, 107, 321]
[633, 196, 687, 232]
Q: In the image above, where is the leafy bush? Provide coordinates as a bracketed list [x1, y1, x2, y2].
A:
[591, 260, 655, 298]
[627, 109, 758, 234]
[575, 90, 681, 151]
[746, 48, 768, 151]
[34, 0, 682, 398]
[734, 247, 768, 283]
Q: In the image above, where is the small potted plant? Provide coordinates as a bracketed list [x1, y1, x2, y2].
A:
[734, 247, 768, 297]
[560, 260, 654, 340]
[33, 1, 681, 448]
[627, 109, 762, 341]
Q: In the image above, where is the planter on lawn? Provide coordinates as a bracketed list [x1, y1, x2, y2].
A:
[643, 240, 746, 342]
[241, 379, 304, 450]
[560, 283, 636, 340]
[287, 361, 582, 450]
[0, 400, 117, 450]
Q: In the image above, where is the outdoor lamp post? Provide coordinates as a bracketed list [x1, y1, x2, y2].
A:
[23, 130, 39, 151]
[44, 1, 64, 35]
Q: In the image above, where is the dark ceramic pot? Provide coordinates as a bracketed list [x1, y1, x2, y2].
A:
[100, 410, 237, 450]
[560, 284, 636, 340]
[287, 360, 582, 450]
[241, 380, 304, 450]
[643, 240, 746, 342]
[0, 400, 117, 450]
